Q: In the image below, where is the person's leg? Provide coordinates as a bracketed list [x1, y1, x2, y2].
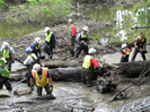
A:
[44, 83, 52, 95]
[141, 52, 146, 60]
[4, 79, 12, 91]
[83, 45, 88, 55]
[36, 86, 43, 96]
[131, 48, 139, 61]
[76, 45, 82, 58]
[86, 68, 93, 87]
[0, 81, 3, 89]
[7, 58, 12, 71]
[70, 37, 75, 56]
[81, 68, 86, 84]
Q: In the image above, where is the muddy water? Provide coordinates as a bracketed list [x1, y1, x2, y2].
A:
[0, 20, 42, 38]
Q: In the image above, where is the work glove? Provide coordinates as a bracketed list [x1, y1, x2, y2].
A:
[30, 85, 34, 91]
[49, 85, 53, 93]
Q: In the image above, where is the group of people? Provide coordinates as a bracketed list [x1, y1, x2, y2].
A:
[0, 19, 146, 96]
[120, 32, 147, 62]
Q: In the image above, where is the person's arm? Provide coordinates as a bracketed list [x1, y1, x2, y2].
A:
[30, 43, 35, 51]
[76, 33, 81, 44]
[86, 33, 89, 43]
[121, 51, 126, 57]
[71, 26, 76, 37]
[47, 71, 53, 86]
[23, 56, 31, 66]
[134, 38, 138, 48]
[10, 47, 15, 60]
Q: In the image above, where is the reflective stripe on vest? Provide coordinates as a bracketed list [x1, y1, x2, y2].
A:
[82, 55, 93, 69]
[81, 33, 87, 39]
[34, 42, 40, 50]
[122, 49, 130, 55]
[31, 68, 49, 87]
[45, 32, 53, 42]
[2, 49, 10, 59]
[69, 25, 74, 32]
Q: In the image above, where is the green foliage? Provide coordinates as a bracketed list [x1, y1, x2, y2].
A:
[7, 0, 71, 25]
[0, 0, 4, 6]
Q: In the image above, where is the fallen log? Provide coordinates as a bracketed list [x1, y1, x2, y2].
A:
[114, 60, 150, 77]
[42, 60, 82, 68]
[50, 67, 82, 81]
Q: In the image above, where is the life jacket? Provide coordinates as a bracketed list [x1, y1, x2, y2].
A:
[34, 42, 40, 50]
[45, 32, 53, 43]
[2, 49, 10, 59]
[31, 68, 49, 87]
[82, 55, 93, 69]
[81, 32, 87, 39]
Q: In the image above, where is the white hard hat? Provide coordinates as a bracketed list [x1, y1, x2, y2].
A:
[68, 19, 72, 23]
[1, 58, 7, 63]
[121, 44, 127, 49]
[82, 27, 88, 32]
[33, 63, 41, 72]
[88, 48, 96, 54]
[2, 42, 9, 48]
[35, 37, 41, 44]
[44, 27, 50, 33]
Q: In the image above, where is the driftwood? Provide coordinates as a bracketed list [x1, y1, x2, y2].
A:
[43, 60, 82, 68]
[114, 60, 150, 77]
[50, 67, 82, 81]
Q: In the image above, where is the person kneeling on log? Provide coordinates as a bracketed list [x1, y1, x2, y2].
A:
[24, 47, 39, 87]
[30, 63, 53, 96]
[0, 58, 12, 91]
[120, 44, 131, 62]
[81, 48, 99, 87]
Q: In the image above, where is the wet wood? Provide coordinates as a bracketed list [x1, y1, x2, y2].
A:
[114, 60, 150, 77]
[49, 67, 82, 81]
[68, 104, 95, 111]
[14, 87, 32, 96]
[42, 60, 82, 68]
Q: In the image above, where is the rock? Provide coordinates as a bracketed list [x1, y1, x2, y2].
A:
[0, 90, 11, 97]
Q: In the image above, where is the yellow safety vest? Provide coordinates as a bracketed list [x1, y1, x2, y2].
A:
[34, 42, 40, 50]
[2, 49, 10, 59]
[82, 55, 93, 69]
[45, 32, 53, 42]
[31, 68, 49, 87]
[81, 33, 87, 39]
[139, 37, 145, 42]
[69, 25, 74, 32]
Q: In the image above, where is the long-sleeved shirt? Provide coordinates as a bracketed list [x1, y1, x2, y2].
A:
[0, 46, 15, 56]
[30, 43, 41, 53]
[23, 53, 37, 65]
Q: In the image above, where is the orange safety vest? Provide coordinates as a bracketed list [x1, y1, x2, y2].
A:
[31, 68, 49, 87]
[121, 49, 130, 56]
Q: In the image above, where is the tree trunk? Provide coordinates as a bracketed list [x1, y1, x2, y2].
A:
[114, 60, 150, 77]
[49, 67, 82, 81]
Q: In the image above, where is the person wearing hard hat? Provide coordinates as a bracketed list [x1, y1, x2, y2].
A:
[76, 26, 89, 58]
[0, 42, 15, 71]
[120, 44, 131, 62]
[30, 63, 53, 96]
[0, 58, 12, 91]
[24, 47, 38, 86]
[30, 37, 41, 58]
[68, 19, 76, 56]
[81, 48, 99, 87]
[131, 32, 147, 61]
[44, 27, 56, 59]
